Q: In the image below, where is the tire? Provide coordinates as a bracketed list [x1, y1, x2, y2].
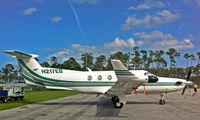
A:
[16, 97, 20, 101]
[111, 96, 119, 103]
[3, 98, 7, 103]
[113, 102, 124, 108]
[20, 96, 24, 100]
[159, 100, 165, 105]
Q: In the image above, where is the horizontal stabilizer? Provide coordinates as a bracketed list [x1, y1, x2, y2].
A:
[4, 50, 39, 59]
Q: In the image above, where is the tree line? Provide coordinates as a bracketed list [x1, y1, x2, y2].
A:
[1, 47, 200, 85]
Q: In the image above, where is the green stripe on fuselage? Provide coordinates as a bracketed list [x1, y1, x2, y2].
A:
[19, 59, 179, 87]
[23, 73, 178, 87]
[18, 59, 116, 84]
[22, 74, 114, 87]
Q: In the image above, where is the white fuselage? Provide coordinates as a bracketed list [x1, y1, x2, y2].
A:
[19, 58, 186, 95]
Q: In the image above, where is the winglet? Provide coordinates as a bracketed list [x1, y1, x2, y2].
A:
[111, 59, 127, 70]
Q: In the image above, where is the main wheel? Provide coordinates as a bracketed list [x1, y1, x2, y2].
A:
[159, 99, 165, 105]
[111, 96, 119, 103]
[113, 102, 124, 108]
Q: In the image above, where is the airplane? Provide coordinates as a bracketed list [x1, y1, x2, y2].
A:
[4, 50, 193, 108]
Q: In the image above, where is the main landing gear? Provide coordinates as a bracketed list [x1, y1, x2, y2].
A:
[159, 94, 165, 105]
[111, 96, 124, 108]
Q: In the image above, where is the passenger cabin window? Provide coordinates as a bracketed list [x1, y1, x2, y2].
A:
[88, 75, 92, 81]
[107, 75, 112, 80]
[98, 75, 102, 80]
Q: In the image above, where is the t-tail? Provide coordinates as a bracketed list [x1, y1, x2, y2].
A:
[4, 51, 45, 86]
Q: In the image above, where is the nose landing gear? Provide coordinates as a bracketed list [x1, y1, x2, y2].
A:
[159, 94, 165, 105]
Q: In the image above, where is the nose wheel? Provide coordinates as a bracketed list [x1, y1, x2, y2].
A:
[111, 96, 124, 108]
[159, 99, 165, 105]
[159, 94, 165, 105]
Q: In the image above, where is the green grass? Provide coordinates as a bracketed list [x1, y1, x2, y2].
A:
[0, 90, 78, 111]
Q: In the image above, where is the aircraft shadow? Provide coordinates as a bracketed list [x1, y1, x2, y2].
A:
[36, 96, 171, 117]
[36, 101, 97, 105]
[36, 97, 123, 117]
[127, 101, 158, 104]
[95, 97, 123, 117]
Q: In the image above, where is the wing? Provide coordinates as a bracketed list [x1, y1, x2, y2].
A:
[106, 59, 147, 96]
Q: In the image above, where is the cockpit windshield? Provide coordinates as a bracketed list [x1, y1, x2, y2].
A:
[144, 72, 156, 76]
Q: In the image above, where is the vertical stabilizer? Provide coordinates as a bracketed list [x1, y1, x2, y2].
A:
[4, 51, 44, 86]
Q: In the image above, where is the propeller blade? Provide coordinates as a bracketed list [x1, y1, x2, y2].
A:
[181, 85, 187, 95]
[186, 70, 192, 81]
[181, 70, 192, 95]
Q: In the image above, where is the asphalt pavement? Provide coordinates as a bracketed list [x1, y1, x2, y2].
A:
[0, 90, 200, 120]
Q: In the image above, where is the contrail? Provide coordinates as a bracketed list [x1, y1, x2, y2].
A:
[67, 0, 86, 39]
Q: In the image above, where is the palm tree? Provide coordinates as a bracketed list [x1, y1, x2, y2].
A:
[154, 50, 166, 68]
[196, 52, 200, 65]
[166, 48, 180, 68]
[189, 54, 196, 66]
[140, 50, 147, 69]
[132, 47, 141, 69]
[184, 53, 189, 68]
[148, 50, 155, 69]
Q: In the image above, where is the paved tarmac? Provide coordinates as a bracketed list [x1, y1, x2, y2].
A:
[0, 90, 200, 120]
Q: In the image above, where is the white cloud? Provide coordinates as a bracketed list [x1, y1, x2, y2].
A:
[128, 1, 165, 10]
[46, 33, 195, 63]
[153, 10, 179, 24]
[137, 40, 145, 46]
[103, 37, 137, 51]
[48, 44, 100, 63]
[23, 8, 37, 15]
[133, 31, 195, 50]
[151, 38, 195, 50]
[48, 37, 141, 62]
[133, 31, 175, 40]
[50, 16, 62, 22]
[72, 0, 100, 5]
[122, 10, 179, 30]
[122, 15, 152, 30]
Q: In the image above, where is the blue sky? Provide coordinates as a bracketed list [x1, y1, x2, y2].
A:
[0, 0, 200, 68]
